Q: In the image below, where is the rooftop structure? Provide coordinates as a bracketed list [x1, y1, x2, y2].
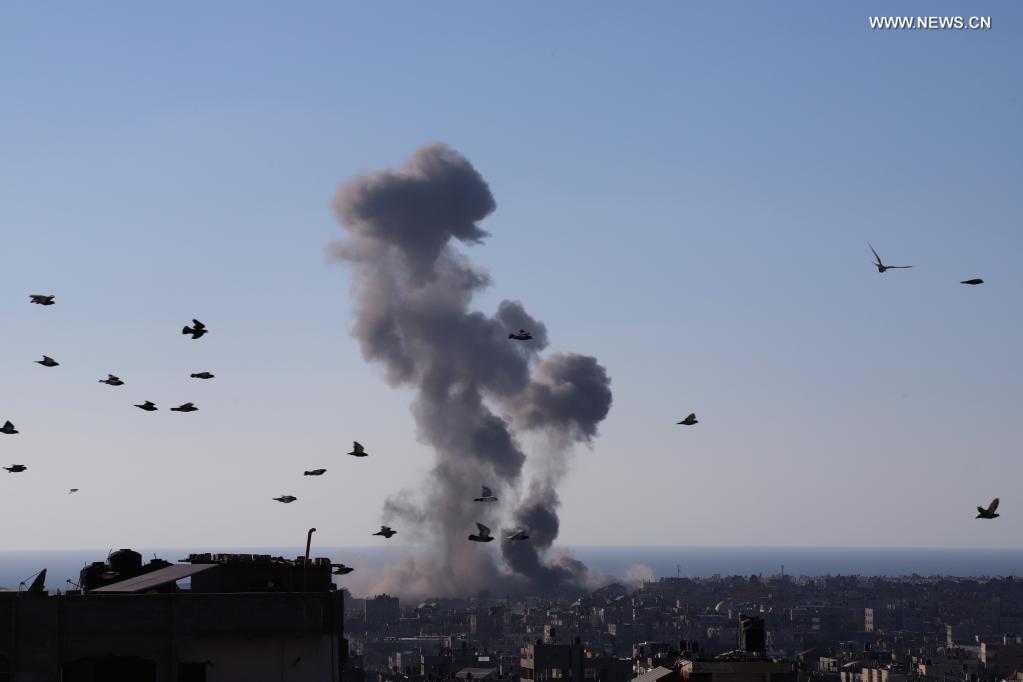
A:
[0, 547, 345, 680]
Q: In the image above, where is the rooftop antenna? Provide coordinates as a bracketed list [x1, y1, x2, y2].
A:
[303, 528, 316, 592]
[677, 564, 681, 578]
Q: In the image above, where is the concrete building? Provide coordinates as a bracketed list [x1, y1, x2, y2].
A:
[456, 667, 499, 680]
[520, 640, 632, 682]
[0, 549, 345, 681]
[366, 593, 401, 626]
[521, 641, 585, 682]
[913, 651, 979, 681]
[859, 668, 906, 682]
[981, 636, 1023, 675]
[738, 616, 766, 654]
[677, 656, 796, 682]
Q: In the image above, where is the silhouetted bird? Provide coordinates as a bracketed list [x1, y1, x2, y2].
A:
[182, 319, 207, 339]
[373, 525, 396, 538]
[348, 441, 368, 457]
[68, 488, 79, 494]
[474, 486, 498, 502]
[506, 528, 530, 541]
[35, 355, 59, 367]
[0, 421, 18, 435]
[304, 469, 327, 476]
[170, 402, 198, 412]
[977, 498, 1000, 519]
[677, 413, 698, 426]
[190, 372, 215, 379]
[332, 564, 354, 575]
[273, 495, 297, 503]
[135, 401, 158, 412]
[869, 243, 913, 273]
[509, 329, 533, 341]
[4, 465, 26, 473]
[961, 279, 984, 285]
[468, 523, 494, 542]
[99, 374, 123, 386]
[30, 294, 55, 306]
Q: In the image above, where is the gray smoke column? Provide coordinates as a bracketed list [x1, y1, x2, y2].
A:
[330, 143, 612, 597]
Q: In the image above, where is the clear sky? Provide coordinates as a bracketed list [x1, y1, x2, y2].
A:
[1, 1, 1020, 552]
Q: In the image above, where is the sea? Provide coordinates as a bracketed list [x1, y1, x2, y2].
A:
[3, 546, 1023, 592]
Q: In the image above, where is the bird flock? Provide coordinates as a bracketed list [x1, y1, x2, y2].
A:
[4, 300, 216, 488]
[260, 338, 539, 569]
[6, 246, 996, 579]
[675, 243, 997, 523]
[675, 244, 994, 523]
[6, 295, 537, 579]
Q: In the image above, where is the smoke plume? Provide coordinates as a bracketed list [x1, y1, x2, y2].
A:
[331, 143, 612, 597]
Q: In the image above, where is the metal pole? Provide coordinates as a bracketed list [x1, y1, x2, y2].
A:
[304, 528, 317, 592]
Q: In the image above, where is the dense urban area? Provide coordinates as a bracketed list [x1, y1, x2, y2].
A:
[341, 572, 1023, 682]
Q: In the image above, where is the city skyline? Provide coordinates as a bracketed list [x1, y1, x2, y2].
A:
[1, 1, 1022, 554]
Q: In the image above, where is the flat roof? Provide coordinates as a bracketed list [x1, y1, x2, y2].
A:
[90, 564, 218, 593]
[632, 667, 675, 682]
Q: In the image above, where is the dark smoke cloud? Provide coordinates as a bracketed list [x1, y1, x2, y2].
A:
[501, 483, 589, 593]
[334, 143, 495, 281]
[331, 143, 611, 597]
[511, 353, 613, 442]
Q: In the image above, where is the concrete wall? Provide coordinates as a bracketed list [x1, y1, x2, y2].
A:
[178, 636, 338, 681]
[0, 591, 342, 681]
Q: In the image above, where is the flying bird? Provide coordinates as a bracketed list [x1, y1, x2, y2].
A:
[373, 525, 397, 538]
[347, 441, 368, 457]
[170, 402, 198, 412]
[961, 279, 984, 285]
[68, 488, 79, 494]
[99, 374, 124, 386]
[35, 355, 59, 367]
[506, 528, 530, 541]
[977, 498, 1000, 519]
[30, 294, 55, 306]
[182, 319, 207, 339]
[4, 465, 27, 473]
[273, 495, 297, 504]
[134, 401, 158, 412]
[0, 421, 18, 435]
[304, 469, 327, 476]
[509, 329, 533, 341]
[332, 564, 354, 575]
[474, 486, 498, 502]
[677, 413, 698, 426]
[468, 523, 494, 542]
[190, 372, 215, 379]
[868, 243, 913, 273]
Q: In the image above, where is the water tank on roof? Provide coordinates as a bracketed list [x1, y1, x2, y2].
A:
[79, 561, 107, 591]
[107, 548, 142, 576]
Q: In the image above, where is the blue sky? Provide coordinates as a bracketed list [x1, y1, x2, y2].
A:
[0, 1, 1021, 552]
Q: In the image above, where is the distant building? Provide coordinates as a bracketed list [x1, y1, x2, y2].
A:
[521, 641, 585, 682]
[520, 640, 632, 682]
[858, 668, 906, 682]
[456, 667, 499, 680]
[913, 649, 980, 681]
[981, 636, 1023, 675]
[366, 593, 401, 625]
[677, 656, 796, 682]
[738, 615, 767, 654]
